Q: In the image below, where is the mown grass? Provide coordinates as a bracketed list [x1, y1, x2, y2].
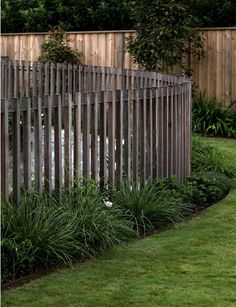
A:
[2, 138, 236, 307]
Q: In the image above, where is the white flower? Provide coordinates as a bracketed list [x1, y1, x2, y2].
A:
[104, 201, 113, 208]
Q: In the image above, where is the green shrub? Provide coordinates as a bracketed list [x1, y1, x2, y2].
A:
[112, 180, 192, 236]
[186, 172, 231, 209]
[192, 94, 236, 137]
[38, 26, 81, 64]
[192, 136, 236, 178]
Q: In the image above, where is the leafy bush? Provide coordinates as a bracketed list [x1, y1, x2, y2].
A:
[38, 27, 81, 64]
[192, 94, 236, 137]
[112, 180, 192, 236]
[186, 172, 231, 209]
[192, 136, 236, 178]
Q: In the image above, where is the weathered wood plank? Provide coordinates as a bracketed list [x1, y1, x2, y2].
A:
[91, 92, 99, 181]
[64, 93, 73, 188]
[54, 95, 62, 194]
[74, 92, 82, 183]
[12, 98, 21, 203]
[34, 96, 43, 194]
[1, 98, 9, 201]
[108, 90, 116, 186]
[44, 95, 52, 192]
[23, 97, 31, 190]
[82, 93, 91, 179]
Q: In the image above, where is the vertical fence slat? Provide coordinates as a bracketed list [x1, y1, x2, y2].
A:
[54, 95, 62, 193]
[12, 98, 21, 203]
[99, 92, 107, 187]
[83, 93, 90, 179]
[132, 89, 139, 182]
[34, 96, 43, 194]
[74, 92, 82, 183]
[44, 95, 52, 192]
[152, 88, 157, 178]
[1, 98, 9, 201]
[64, 93, 72, 188]
[124, 90, 131, 181]
[91, 92, 99, 181]
[146, 88, 153, 179]
[108, 90, 116, 186]
[8, 60, 13, 99]
[140, 88, 147, 186]
[170, 86, 174, 176]
[23, 97, 31, 190]
[14, 61, 19, 98]
[115, 90, 123, 181]
[188, 82, 192, 176]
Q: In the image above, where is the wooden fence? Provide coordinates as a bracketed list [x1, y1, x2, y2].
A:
[1, 28, 236, 107]
[0, 61, 192, 203]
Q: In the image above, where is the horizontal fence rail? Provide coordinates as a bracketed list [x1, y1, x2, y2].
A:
[0, 61, 192, 204]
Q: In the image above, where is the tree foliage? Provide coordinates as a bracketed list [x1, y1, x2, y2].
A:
[38, 27, 81, 64]
[184, 0, 236, 27]
[1, 0, 133, 33]
[127, 0, 205, 74]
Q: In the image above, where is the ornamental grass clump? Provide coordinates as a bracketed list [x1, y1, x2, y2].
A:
[1, 182, 134, 284]
[1, 192, 82, 284]
[112, 180, 192, 236]
[192, 136, 236, 178]
[62, 181, 135, 256]
[192, 94, 236, 137]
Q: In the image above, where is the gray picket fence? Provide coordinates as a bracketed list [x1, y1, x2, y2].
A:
[0, 61, 192, 203]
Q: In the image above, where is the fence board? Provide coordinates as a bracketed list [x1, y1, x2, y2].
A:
[83, 93, 91, 179]
[12, 98, 21, 203]
[64, 94, 72, 188]
[54, 95, 62, 194]
[99, 92, 107, 187]
[23, 97, 31, 190]
[74, 92, 82, 182]
[1, 99, 9, 201]
[44, 95, 52, 192]
[34, 96, 43, 194]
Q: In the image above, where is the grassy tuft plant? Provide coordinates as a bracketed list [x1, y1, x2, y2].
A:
[1, 192, 82, 283]
[1, 182, 134, 284]
[192, 94, 236, 137]
[112, 180, 192, 236]
[192, 136, 236, 178]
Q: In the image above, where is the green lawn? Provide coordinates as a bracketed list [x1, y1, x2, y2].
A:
[2, 138, 236, 307]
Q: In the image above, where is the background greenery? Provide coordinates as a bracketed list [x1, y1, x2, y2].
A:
[2, 0, 236, 33]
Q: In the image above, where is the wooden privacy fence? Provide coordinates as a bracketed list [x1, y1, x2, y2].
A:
[1, 62, 192, 203]
[1, 28, 236, 107]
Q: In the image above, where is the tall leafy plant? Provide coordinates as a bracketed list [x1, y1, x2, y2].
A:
[127, 0, 205, 75]
[38, 26, 81, 64]
[192, 94, 236, 137]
